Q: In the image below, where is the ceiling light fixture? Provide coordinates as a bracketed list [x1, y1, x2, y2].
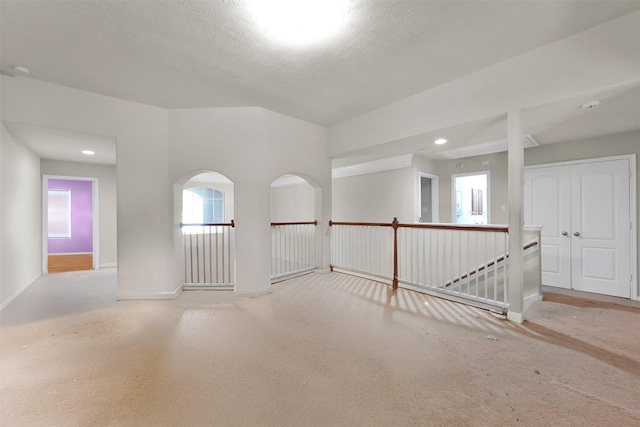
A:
[82, 150, 95, 155]
[434, 138, 447, 145]
[245, 0, 350, 46]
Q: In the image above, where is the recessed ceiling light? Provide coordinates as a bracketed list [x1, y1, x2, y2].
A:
[435, 138, 447, 145]
[246, 0, 350, 46]
[82, 150, 95, 155]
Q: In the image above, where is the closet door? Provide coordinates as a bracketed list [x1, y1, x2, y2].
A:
[571, 159, 631, 298]
[524, 166, 572, 288]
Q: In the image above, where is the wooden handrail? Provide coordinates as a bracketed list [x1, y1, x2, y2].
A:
[271, 220, 317, 226]
[445, 240, 539, 287]
[181, 219, 235, 228]
[329, 220, 394, 227]
[329, 220, 508, 233]
[399, 223, 508, 233]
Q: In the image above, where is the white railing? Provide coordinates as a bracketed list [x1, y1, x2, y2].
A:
[329, 221, 394, 282]
[329, 219, 538, 313]
[397, 224, 510, 310]
[271, 221, 317, 280]
[181, 221, 235, 288]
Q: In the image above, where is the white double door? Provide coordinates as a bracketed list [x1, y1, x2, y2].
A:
[524, 158, 632, 298]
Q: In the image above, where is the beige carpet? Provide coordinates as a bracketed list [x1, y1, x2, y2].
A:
[1, 269, 639, 426]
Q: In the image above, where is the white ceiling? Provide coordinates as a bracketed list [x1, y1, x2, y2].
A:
[1, 0, 639, 165]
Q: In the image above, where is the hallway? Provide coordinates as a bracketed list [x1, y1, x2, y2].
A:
[1, 269, 639, 426]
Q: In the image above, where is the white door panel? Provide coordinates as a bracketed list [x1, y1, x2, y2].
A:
[571, 160, 630, 298]
[524, 166, 571, 288]
[525, 158, 631, 298]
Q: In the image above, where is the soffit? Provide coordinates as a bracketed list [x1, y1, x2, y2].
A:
[2, 121, 117, 165]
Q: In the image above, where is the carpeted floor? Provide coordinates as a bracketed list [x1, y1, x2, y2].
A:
[1, 268, 639, 426]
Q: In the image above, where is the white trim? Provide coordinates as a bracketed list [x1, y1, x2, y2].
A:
[187, 171, 233, 185]
[417, 172, 439, 223]
[271, 174, 307, 187]
[332, 154, 413, 179]
[43, 175, 99, 273]
[100, 263, 117, 268]
[451, 170, 491, 224]
[235, 286, 274, 298]
[507, 311, 525, 324]
[523, 293, 543, 312]
[0, 274, 39, 312]
[526, 154, 637, 301]
[117, 285, 182, 300]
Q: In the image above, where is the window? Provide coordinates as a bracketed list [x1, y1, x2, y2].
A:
[48, 190, 71, 238]
[182, 187, 224, 233]
[471, 188, 483, 215]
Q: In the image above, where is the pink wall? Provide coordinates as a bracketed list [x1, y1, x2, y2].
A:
[47, 179, 93, 254]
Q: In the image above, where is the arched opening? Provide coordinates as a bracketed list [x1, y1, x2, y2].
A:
[270, 173, 322, 281]
[174, 171, 235, 289]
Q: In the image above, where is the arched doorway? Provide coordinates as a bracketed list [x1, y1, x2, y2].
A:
[270, 174, 321, 281]
[175, 171, 235, 289]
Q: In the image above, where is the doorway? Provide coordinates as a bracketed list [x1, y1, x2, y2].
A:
[524, 156, 635, 298]
[452, 171, 489, 225]
[418, 172, 439, 223]
[43, 176, 98, 273]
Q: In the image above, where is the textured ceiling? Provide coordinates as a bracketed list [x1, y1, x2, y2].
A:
[2, 0, 639, 126]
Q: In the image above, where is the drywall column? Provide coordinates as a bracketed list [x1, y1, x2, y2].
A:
[234, 180, 273, 297]
[507, 110, 525, 323]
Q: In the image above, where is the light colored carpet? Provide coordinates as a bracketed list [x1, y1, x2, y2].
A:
[1, 268, 639, 426]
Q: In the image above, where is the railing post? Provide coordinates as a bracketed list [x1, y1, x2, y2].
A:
[392, 217, 399, 290]
[329, 220, 333, 272]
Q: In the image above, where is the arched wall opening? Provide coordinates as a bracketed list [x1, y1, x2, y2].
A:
[173, 170, 235, 289]
[270, 173, 323, 280]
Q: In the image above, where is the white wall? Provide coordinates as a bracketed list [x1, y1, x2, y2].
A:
[2, 78, 332, 299]
[0, 123, 41, 310]
[169, 107, 331, 296]
[271, 182, 315, 222]
[332, 166, 416, 223]
[40, 159, 118, 267]
[1, 76, 174, 300]
[434, 151, 510, 225]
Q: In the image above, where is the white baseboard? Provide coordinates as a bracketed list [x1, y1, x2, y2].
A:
[100, 263, 117, 268]
[523, 293, 542, 312]
[507, 311, 525, 324]
[117, 285, 182, 300]
[314, 268, 331, 274]
[235, 286, 273, 298]
[0, 274, 40, 312]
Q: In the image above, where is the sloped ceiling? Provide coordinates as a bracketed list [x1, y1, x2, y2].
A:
[1, 0, 639, 164]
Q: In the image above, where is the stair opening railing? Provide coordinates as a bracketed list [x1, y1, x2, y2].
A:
[181, 221, 235, 288]
[330, 219, 527, 312]
[271, 221, 318, 281]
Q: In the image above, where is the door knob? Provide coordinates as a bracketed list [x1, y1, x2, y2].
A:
[574, 232, 580, 237]
[562, 231, 568, 236]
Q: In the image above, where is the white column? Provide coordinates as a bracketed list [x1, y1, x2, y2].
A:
[507, 110, 525, 323]
[234, 180, 273, 297]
